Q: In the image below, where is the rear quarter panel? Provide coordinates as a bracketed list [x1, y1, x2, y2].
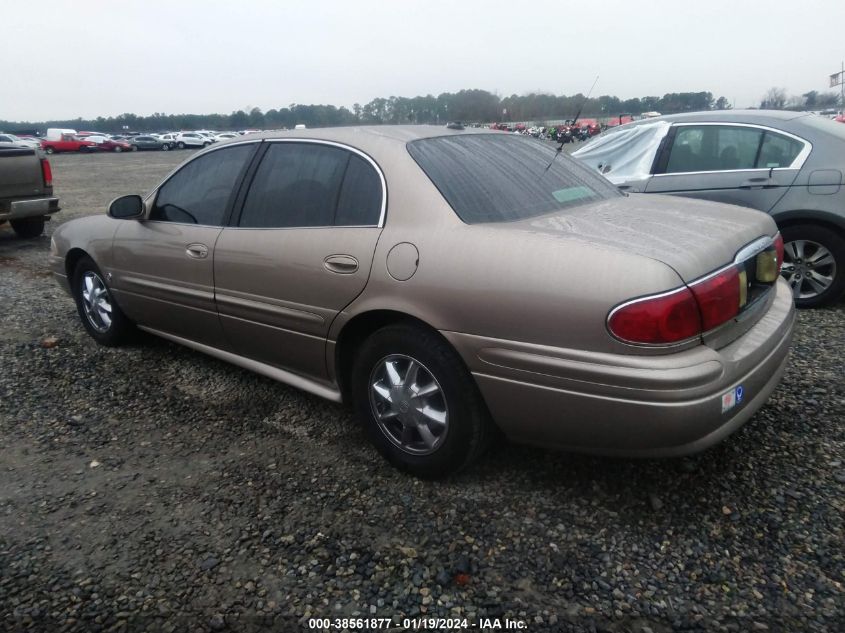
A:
[329, 146, 685, 358]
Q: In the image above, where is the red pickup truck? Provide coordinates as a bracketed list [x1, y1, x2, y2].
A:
[40, 133, 97, 154]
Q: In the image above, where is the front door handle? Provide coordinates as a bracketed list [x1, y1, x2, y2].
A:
[324, 254, 359, 274]
[186, 243, 209, 259]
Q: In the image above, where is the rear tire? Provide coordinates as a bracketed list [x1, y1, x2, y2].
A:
[10, 217, 45, 238]
[113, 146, 122, 153]
[72, 255, 134, 346]
[351, 324, 492, 478]
[177, 141, 185, 149]
[43, 146, 55, 155]
[780, 224, 845, 308]
[162, 143, 170, 151]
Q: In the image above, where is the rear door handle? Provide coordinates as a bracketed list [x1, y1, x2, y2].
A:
[186, 243, 209, 259]
[739, 178, 776, 189]
[324, 254, 359, 274]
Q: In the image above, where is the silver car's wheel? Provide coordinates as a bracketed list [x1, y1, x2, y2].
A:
[369, 354, 449, 455]
[782, 239, 836, 300]
[80, 271, 113, 333]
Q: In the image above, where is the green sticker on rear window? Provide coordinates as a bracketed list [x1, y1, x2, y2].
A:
[552, 186, 594, 203]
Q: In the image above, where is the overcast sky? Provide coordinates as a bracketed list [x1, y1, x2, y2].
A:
[3, 0, 844, 121]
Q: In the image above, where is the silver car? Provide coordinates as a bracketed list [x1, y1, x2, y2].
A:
[574, 110, 845, 307]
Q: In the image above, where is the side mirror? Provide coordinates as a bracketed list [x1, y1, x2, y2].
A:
[108, 194, 145, 219]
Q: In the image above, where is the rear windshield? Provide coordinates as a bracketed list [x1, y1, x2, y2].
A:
[407, 133, 622, 224]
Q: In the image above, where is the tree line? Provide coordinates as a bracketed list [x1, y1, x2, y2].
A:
[760, 87, 841, 111]
[2, 89, 733, 133]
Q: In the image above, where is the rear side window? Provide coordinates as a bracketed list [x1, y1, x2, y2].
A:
[757, 132, 803, 168]
[664, 125, 805, 173]
[239, 143, 382, 228]
[407, 134, 621, 224]
[151, 144, 254, 225]
[240, 143, 347, 228]
[666, 125, 764, 173]
[335, 155, 382, 226]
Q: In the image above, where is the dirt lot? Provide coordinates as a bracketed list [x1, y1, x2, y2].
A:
[0, 150, 843, 632]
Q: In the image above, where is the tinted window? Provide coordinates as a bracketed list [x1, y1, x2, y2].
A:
[239, 143, 348, 228]
[335, 155, 382, 226]
[407, 134, 621, 224]
[151, 144, 254, 225]
[757, 132, 803, 168]
[666, 125, 763, 173]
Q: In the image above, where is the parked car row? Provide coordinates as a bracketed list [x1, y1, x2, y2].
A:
[0, 128, 267, 155]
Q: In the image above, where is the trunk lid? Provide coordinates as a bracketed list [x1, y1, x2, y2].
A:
[520, 193, 777, 283]
[509, 193, 781, 350]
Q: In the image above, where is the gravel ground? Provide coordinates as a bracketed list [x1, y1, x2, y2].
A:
[0, 150, 843, 632]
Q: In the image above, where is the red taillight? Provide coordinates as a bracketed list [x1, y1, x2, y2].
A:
[689, 266, 741, 331]
[609, 266, 744, 344]
[773, 232, 784, 273]
[41, 159, 53, 188]
[608, 287, 702, 344]
[609, 237, 783, 345]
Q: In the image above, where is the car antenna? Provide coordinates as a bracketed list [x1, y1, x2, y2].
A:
[541, 75, 599, 176]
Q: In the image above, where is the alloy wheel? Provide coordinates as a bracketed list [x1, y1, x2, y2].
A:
[369, 354, 449, 455]
[781, 239, 837, 300]
[80, 271, 113, 333]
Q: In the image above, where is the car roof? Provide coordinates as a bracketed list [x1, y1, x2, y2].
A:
[247, 125, 499, 145]
[624, 109, 811, 128]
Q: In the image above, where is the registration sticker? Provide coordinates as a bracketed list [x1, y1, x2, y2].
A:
[721, 385, 745, 413]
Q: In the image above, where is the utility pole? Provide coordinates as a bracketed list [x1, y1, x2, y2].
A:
[829, 62, 845, 112]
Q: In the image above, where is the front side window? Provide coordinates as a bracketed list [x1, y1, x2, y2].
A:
[407, 134, 622, 224]
[239, 143, 352, 228]
[150, 144, 254, 225]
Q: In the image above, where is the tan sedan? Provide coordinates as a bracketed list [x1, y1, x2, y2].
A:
[49, 126, 795, 477]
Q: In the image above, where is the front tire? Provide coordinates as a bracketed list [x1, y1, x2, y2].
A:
[177, 141, 185, 149]
[113, 146, 122, 153]
[72, 256, 134, 346]
[351, 324, 492, 478]
[162, 143, 170, 151]
[10, 217, 45, 238]
[780, 224, 845, 308]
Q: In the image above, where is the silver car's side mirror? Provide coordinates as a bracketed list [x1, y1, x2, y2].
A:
[108, 194, 145, 220]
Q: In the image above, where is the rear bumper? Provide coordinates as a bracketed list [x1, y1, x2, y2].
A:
[443, 278, 795, 457]
[0, 197, 60, 221]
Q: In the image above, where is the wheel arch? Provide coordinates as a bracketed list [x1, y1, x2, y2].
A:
[772, 209, 845, 240]
[333, 309, 453, 404]
[65, 247, 90, 280]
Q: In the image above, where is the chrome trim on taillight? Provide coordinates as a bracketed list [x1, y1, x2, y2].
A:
[733, 235, 774, 266]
